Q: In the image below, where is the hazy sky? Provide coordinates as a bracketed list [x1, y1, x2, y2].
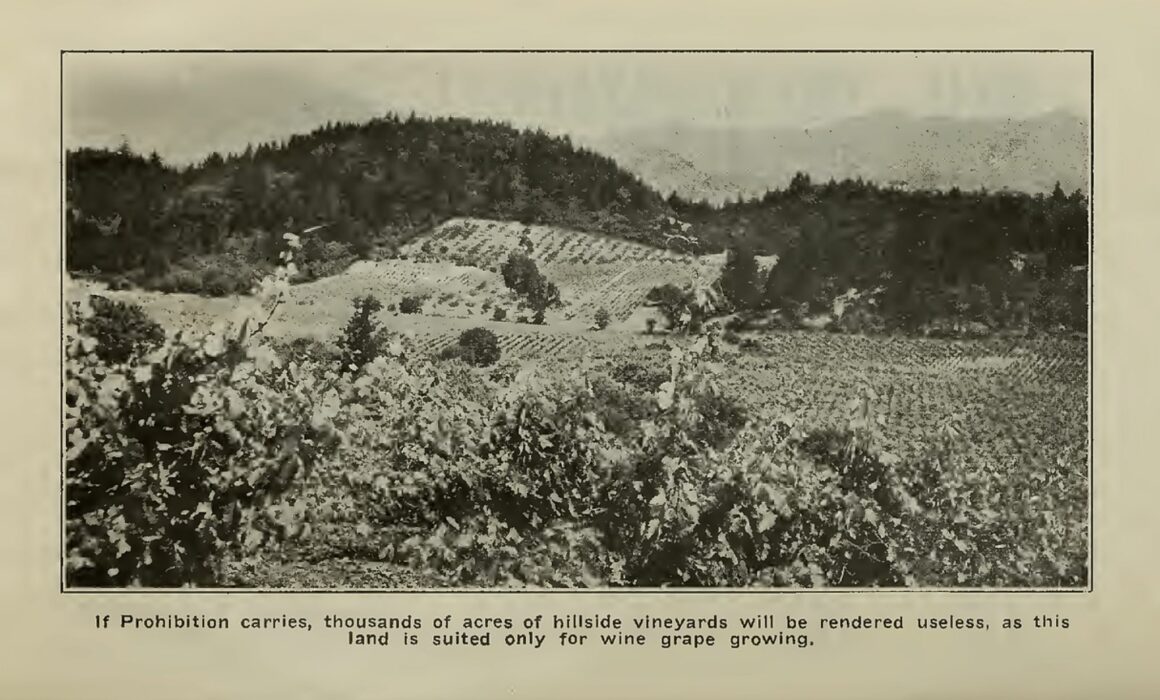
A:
[64, 51, 1091, 165]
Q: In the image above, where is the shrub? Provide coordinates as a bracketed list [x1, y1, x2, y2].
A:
[594, 307, 612, 330]
[150, 255, 258, 297]
[399, 295, 423, 314]
[204, 269, 241, 296]
[452, 327, 501, 367]
[492, 307, 508, 322]
[78, 296, 164, 364]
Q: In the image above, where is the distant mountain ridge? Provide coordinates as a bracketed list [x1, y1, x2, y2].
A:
[590, 110, 1089, 204]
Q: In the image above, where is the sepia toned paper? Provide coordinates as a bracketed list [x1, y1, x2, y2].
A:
[2, 1, 1159, 698]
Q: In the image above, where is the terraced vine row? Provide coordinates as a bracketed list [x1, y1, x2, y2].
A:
[400, 218, 688, 270]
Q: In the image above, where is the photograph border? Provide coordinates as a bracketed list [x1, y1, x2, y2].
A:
[58, 47, 1095, 599]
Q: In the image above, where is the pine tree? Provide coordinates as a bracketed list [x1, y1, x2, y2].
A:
[338, 295, 384, 371]
[719, 242, 762, 312]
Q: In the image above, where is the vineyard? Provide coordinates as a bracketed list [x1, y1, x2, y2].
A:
[66, 222, 1089, 591]
[398, 218, 692, 269]
[258, 326, 1086, 589]
[399, 218, 714, 325]
[555, 331, 1089, 586]
[588, 331, 1087, 463]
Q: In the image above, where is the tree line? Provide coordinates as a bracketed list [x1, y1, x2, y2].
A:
[680, 172, 1087, 333]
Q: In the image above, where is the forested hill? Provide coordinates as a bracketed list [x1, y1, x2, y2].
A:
[66, 112, 1088, 333]
[66, 114, 674, 284]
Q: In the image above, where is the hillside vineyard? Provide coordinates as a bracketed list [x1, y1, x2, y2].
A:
[64, 62, 1089, 589]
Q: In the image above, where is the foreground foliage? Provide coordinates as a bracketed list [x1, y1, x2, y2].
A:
[294, 335, 1086, 589]
[65, 240, 351, 586]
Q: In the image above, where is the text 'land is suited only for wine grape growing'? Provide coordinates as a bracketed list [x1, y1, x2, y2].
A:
[95, 612, 1073, 650]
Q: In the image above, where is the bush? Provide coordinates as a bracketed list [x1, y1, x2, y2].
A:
[594, 307, 612, 330]
[202, 268, 245, 296]
[492, 307, 508, 322]
[153, 256, 255, 297]
[78, 296, 164, 364]
[399, 295, 423, 314]
[452, 327, 501, 367]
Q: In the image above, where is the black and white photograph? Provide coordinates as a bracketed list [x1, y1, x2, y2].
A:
[62, 50, 1090, 590]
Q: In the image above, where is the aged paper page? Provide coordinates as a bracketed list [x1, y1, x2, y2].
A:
[2, 1, 1157, 698]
